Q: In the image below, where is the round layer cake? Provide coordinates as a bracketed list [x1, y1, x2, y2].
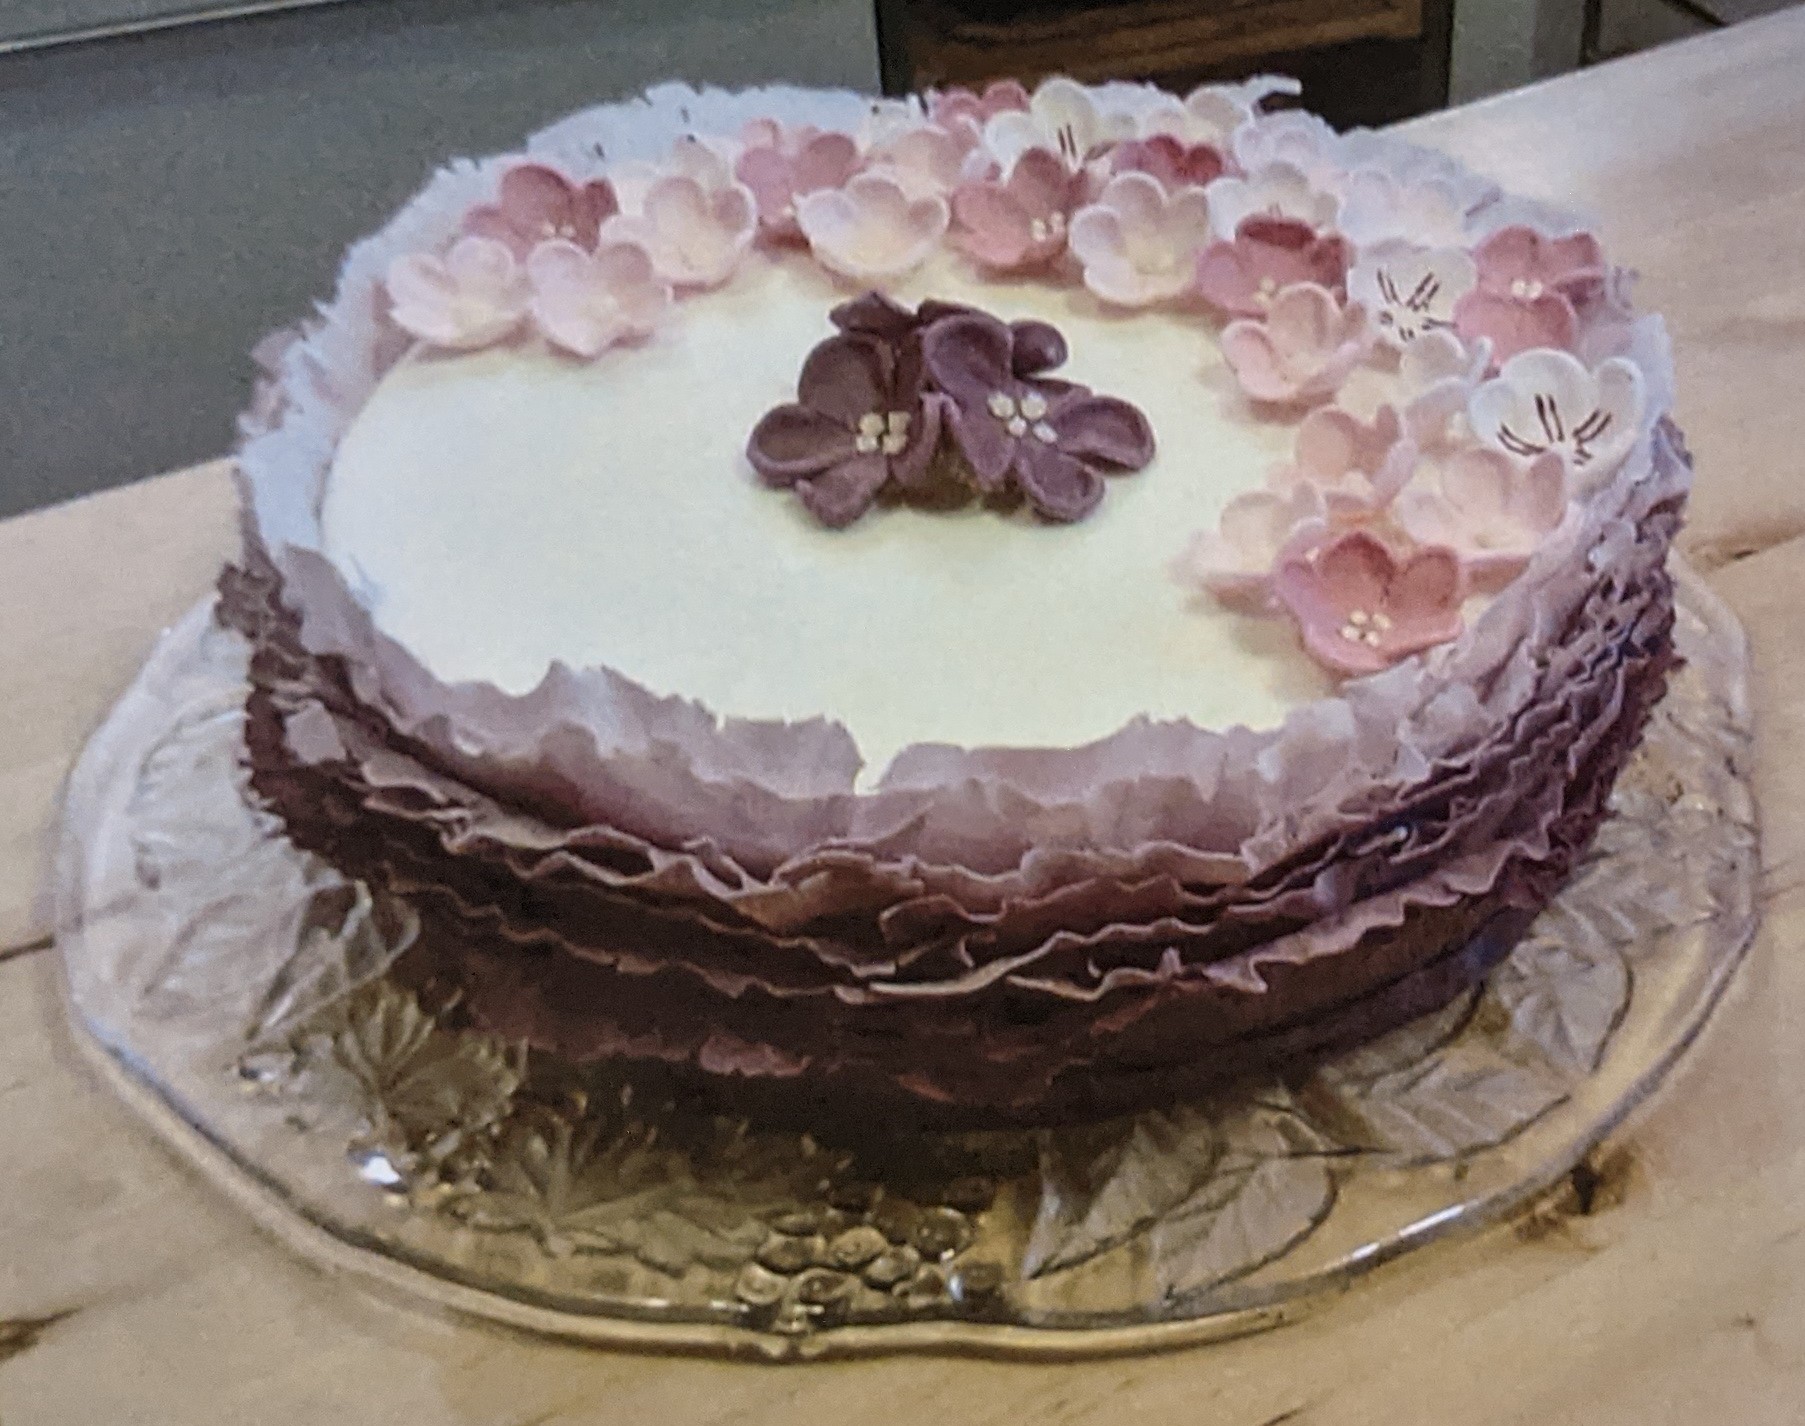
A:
[224, 77, 1687, 1127]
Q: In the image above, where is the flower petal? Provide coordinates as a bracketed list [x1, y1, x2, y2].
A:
[1013, 440, 1105, 522]
[797, 332, 890, 426]
[920, 309, 1016, 409]
[798, 452, 892, 528]
[747, 403, 858, 484]
[1046, 393, 1155, 470]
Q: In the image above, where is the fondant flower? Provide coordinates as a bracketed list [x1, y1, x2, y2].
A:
[929, 80, 1032, 132]
[598, 174, 756, 288]
[796, 172, 950, 280]
[830, 291, 1072, 380]
[1335, 168, 1468, 250]
[1220, 283, 1371, 406]
[1205, 161, 1341, 237]
[525, 239, 671, 357]
[1067, 172, 1213, 307]
[1454, 225, 1608, 363]
[865, 123, 979, 201]
[1274, 530, 1464, 676]
[949, 148, 1087, 272]
[747, 330, 941, 527]
[922, 310, 1155, 521]
[1394, 448, 1568, 590]
[1193, 216, 1349, 318]
[984, 76, 1135, 172]
[1397, 328, 1493, 450]
[734, 122, 861, 240]
[1109, 134, 1226, 192]
[1347, 242, 1477, 349]
[1137, 84, 1255, 150]
[464, 163, 620, 258]
[385, 236, 530, 349]
[1231, 111, 1343, 186]
[1174, 482, 1329, 608]
[1467, 349, 1645, 487]
[1272, 404, 1415, 523]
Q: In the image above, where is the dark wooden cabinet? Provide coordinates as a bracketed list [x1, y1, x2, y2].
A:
[877, 0, 1454, 127]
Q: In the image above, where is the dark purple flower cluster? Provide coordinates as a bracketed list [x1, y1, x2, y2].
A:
[747, 292, 1155, 526]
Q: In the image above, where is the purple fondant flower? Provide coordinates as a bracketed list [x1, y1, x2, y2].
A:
[464, 162, 620, 258]
[1275, 530, 1464, 676]
[1454, 225, 1608, 364]
[746, 329, 942, 528]
[922, 309, 1154, 521]
[1193, 216, 1349, 318]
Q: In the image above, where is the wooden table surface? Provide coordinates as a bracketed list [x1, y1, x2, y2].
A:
[5, 15, 1805, 1422]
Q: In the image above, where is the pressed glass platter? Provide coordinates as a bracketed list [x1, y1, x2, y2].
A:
[55, 565, 1757, 1360]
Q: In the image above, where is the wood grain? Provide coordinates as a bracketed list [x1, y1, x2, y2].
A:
[4, 13, 1805, 1420]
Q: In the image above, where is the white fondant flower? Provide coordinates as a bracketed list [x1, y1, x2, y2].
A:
[983, 76, 1135, 171]
[1067, 172, 1213, 307]
[796, 172, 950, 280]
[608, 135, 740, 212]
[526, 239, 672, 357]
[1397, 328, 1493, 451]
[1347, 242, 1477, 349]
[1335, 168, 1470, 250]
[1468, 349, 1646, 487]
[1394, 448, 1569, 590]
[599, 174, 757, 289]
[1205, 162, 1341, 237]
[1174, 481, 1329, 608]
[1220, 283, 1371, 406]
[385, 236, 530, 350]
[1231, 110, 1343, 185]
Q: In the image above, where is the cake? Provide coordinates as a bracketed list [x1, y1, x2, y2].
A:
[221, 77, 1687, 1129]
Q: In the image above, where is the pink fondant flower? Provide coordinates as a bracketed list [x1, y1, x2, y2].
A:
[1394, 448, 1568, 591]
[734, 121, 861, 240]
[464, 163, 620, 258]
[1275, 530, 1464, 676]
[865, 123, 977, 201]
[1335, 168, 1468, 251]
[1272, 404, 1415, 523]
[922, 309, 1155, 522]
[1221, 283, 1371, 406]
[1397, 328, 1492, 450]
[1205, 161, 1341, 237]
[1067, 172, 1213, 307]
[385, 236, 530, 350]
[1453, 225, 1608, 364]
[1109, 134, 1226, 192]
[1193, 216, 1349, 318]
[1173, 482, 1329, 609]
[796, 172, 950, 280]
[950, 147, 1086, 273]
[984, 76, 1135, 172]
[1347, 242, 1477, 349]
[525, 239, 671, 358]
[747, 326, 942, 528]
[598, 174, 756, 289]
[929, 80, 1032, 132]
[1467, 349, 1645, 488]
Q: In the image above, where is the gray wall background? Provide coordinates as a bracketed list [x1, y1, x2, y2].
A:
[0, 0, 881, 518]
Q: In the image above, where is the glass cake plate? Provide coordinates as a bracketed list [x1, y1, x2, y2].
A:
[54, 564, 1758, 1360]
